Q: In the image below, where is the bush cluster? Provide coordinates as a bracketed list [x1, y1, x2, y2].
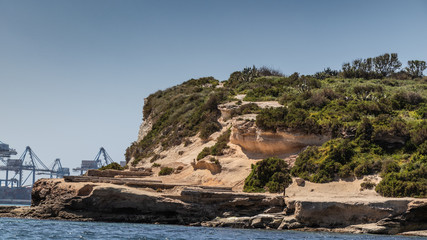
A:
[375, 146, 427, 198]
[292, 118, 426, 197]
[99, 162, 124, 171]
[159, 167, 174, 176]
[197, 129, 231, 160]
[244, 157, 292, 193]
[360, 180, 376, 190]
[256, 106, 321, 134]
[229, 103, 260, 118]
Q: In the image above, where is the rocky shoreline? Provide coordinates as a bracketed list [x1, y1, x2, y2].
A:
[0, 175, 426, 237]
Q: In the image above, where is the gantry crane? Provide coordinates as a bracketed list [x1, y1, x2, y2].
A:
[73, 147, 115, 175]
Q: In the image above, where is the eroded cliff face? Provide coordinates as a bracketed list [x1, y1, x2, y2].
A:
[6, 178, 422, 235]
[130, 99, 329, 188]
[288, 199, 410, 227]
[137, 105, 153, 142]
[21, 178, 284, 224]
[219, 99, 329, 160]
[230, 118, 329, 159]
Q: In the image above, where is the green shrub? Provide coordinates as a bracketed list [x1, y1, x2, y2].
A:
[199, 121, 221, 140]
[197, 147, 211, 160]
[380, 160, 400, 176]
[291, 146, 320, 180]
[356, 118, 374, 141]
[159, 167, 174, 176]
[209, 157, 220, 165]
[392, 91, 424, 110]
[410, 120, 427, 146]
[338, 164, 353, 178]
[197, 129, 231, 160]
[256, 107, 321, 134]
[244, 157, 292, 193]
[416, 104, 427, 119]
[99, 162, 124, 171]
[230, 103, 260, 118]
[150, 154, 162, 163]
[360, 180, 376, 190]
[292, 139, 356, 182]
[354, 160, 382, 178]
[376, 152, 426, 197]
[152, 163, 161, 168]
[256, 107, 288, 132]
[326, 139, 355, 164]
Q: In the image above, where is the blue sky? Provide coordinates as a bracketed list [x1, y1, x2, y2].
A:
[0, 0, 426, 174]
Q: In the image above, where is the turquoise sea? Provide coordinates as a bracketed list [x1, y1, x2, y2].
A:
[0, 217, 425, 240]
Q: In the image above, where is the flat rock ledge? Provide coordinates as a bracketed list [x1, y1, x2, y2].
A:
[0, 178, 425, 236]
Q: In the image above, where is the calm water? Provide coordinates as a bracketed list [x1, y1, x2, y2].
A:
[0, 218, 425, 240]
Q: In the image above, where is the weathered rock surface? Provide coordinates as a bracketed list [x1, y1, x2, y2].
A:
[287, 199, 410, 227]
[85, 169, 152, 178]
[191, 160, 221, 174]
[399, 230, 427, 237]
[230, 119, 330, 159]
[1, 178, 425, 236]
[1, 178, 283, 224]
[137, 98, 154, 142]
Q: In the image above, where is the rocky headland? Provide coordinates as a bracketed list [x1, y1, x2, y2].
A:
[0, 171, 426, 236]
[3, 65, 426, 236]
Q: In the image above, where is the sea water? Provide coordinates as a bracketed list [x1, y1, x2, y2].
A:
[0, 218, 424, 240]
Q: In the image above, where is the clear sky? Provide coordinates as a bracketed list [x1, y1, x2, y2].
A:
[0, 0, 426, 174]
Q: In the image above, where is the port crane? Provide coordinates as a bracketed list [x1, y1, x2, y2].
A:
[73, 147, 115, 175]
[0, 142, 70, 188]
[50, 158, 70, 178]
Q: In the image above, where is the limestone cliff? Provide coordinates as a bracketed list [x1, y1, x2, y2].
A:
[128, 97, 329, 188]
[2, 177, 425, 236]
[137, 98, 154, 142]
[230, 118, 329, 159]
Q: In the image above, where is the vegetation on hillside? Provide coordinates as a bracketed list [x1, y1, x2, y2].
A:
[126, 77, 231, 166]
[197, 129, 231, 160]
[244, 157, 292, 193]
[159, 167, 174, 176]
[126, 53, 426, 197]
[99, 162, 124, 171]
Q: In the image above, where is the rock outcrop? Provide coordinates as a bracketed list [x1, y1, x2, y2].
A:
[287, 199, 411, 227]
[230, 119, 329, 159]
[1, 177, 425, 236]
[137, 98, 154, 142]
[202, 197, 427, 235]
[191, 160, 221, 174]
[85, 169, 152, 178]
[2, 178, 284, 224]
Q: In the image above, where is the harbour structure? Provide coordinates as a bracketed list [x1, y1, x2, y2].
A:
[0, 145, 70, 188]
[0, 141, 70, 204]
[73, 147, 115, 175]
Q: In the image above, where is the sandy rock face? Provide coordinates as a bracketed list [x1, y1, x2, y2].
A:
[131, 99, 331, 187]
[191, 160, 221, 174]
[230, 119, 329, 159]
[287, 199, 410, 227]
[137, 97, 156, 142]
[1, 177, 425, 236]
[137, 115, 153, 142]
[23, 179, 285, 224]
